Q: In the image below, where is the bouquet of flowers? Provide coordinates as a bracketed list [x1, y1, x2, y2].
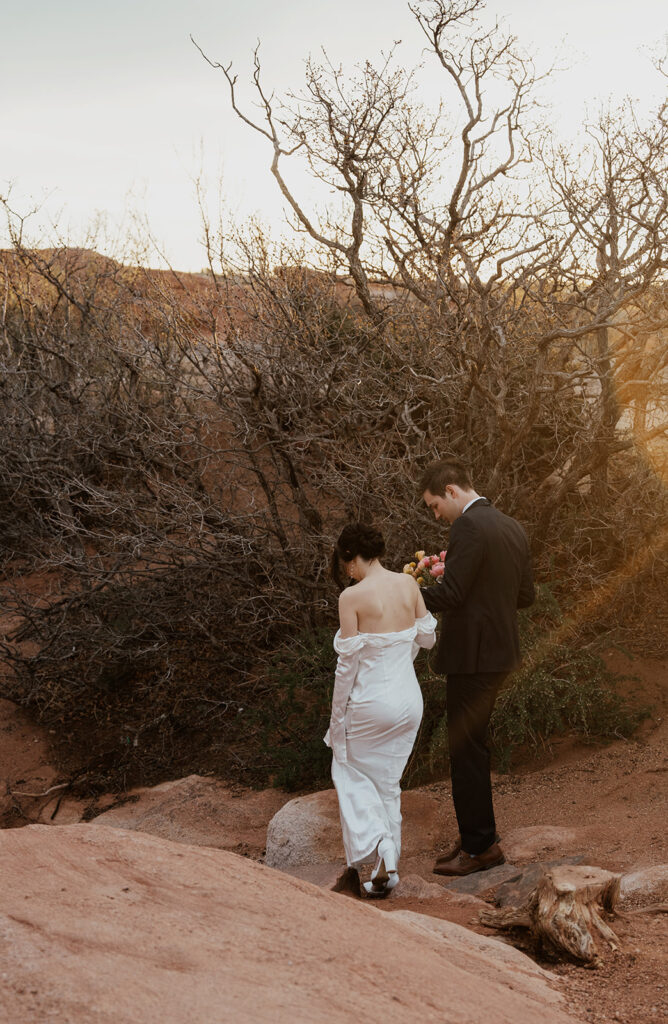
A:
[403, 549, 447, 586]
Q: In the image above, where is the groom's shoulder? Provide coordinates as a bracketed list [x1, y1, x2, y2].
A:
[469, 502, 527, 535]
[464, 500, 497, 525]
[491, 507, 531, 549]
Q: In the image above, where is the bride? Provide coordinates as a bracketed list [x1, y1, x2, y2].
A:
[325, 523, 436, 897]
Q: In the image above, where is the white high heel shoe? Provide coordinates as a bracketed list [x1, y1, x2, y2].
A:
[363, 837, 399, 898]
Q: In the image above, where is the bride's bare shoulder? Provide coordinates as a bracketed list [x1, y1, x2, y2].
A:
[393, 570, 419, 590]
[338, 585, 358, 607]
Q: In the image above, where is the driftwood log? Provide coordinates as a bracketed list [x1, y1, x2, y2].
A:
[480, 865, 622, 964]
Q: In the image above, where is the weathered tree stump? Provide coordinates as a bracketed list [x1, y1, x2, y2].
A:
[480, 865, 622, 964]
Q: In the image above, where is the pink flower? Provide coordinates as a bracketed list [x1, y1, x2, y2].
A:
[430, 562, 445, 577]
[440, 550, 447, 561]
[430, 554, 439, 565]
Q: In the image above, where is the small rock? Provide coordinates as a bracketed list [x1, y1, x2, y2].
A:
[619, 864, 668, 901]
[389, 874, 447, 900]
[438, 861, 522, 896]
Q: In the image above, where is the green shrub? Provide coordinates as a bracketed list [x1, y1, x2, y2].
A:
[488, 650, 644, 771]
[241, 628, 336, 791]
[422, 584, 646, 777]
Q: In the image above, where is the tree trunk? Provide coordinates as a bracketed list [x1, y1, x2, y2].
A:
[480, 865, 622, 964]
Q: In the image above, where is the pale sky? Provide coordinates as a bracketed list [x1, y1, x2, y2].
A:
[2, 0, 666, 270]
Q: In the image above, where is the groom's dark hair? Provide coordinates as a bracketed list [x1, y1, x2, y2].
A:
[420, 458, 473, 496]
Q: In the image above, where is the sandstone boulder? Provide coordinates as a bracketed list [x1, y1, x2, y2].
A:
[93, 774, 286, 856]
[392, 909, 562, 999]
[0, 823, 580, 1024]
[280, 861, 344, 888]
[265, 787, 448, 868]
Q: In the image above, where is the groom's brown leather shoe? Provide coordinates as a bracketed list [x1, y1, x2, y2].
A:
[432, 842, 505, 877]
[433, 833, 501, 870]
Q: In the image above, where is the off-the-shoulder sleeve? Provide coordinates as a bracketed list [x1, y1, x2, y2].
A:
[333, 631, 365, 657]
[324, 631, 364, 764]
[411, 611, 437, 660]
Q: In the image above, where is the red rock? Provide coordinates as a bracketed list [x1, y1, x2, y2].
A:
[0, 823, 580, 1024]
[93, 774, 286, 856]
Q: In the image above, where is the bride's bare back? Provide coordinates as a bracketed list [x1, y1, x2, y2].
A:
[339, 565, 427, 637]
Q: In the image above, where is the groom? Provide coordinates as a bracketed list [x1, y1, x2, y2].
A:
[419, 458, 535, 876]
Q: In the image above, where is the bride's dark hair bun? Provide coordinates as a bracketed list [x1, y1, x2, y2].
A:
[331, 522, 385, 588]
[336, 523, 386, 562]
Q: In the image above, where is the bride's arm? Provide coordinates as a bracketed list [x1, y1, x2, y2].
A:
[412, 580, 437, 658]
[325, 644, 361, 764]
[324, 589, 361, 764]
[414, 583, 429, 620]
[338, 587, 359, 638]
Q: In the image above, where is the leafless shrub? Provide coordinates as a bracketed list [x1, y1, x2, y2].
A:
[0, 0, 666, 788]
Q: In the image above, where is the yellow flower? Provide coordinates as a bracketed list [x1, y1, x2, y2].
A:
[416, 576, 425, 585]
[410, 561, 416, 568]
[403, 564, 413, 573]
[415, 550, 425, 560]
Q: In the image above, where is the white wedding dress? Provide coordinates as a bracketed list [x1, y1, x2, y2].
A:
[324, 612, 437, 867]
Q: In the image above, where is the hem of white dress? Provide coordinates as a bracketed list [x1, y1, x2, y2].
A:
[346, 831, 394, 869]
